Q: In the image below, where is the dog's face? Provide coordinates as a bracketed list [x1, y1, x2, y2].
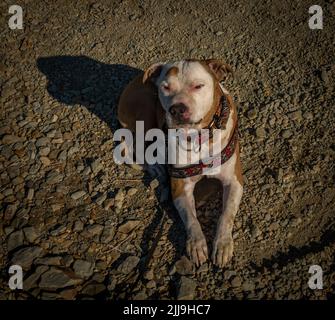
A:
[143, 59, 232, 128]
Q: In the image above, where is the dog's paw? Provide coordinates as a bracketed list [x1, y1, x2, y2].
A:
[212, 237, 234, 268]
[186, 231, 208, 267]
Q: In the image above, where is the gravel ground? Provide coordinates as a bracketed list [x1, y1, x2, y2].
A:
[0, 0, 334, 300]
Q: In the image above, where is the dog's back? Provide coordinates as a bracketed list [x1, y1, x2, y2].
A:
[118, 74, 165, 133]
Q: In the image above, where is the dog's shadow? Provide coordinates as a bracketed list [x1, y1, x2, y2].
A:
[37, 56, 222, 298]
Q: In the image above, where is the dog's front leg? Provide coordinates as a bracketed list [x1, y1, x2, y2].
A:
[212, 156, 243, 267]
[171, 177, 208, 266]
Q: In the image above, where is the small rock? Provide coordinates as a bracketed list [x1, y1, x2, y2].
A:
[117, 256, 140, 274]
[288, 110, 302, 121]
[231, 276, 242, 287]
[177, 276, 197, 300]
[144, 269, 154, 281]
[46, 171, 63, 184]
[100, 225, 115, 243]
[146, 280, 156, 289]
[73, 260, 94, 278]
[71, 190, 86, 200]
[39, 268, 82, 289]
[11, 246, 44, 269]
[59, 288, 78, 300]
[115, 189, 125, 208]
[40, 157, 51, 167]
[81, 282, 106, 296]
[23, 226, 39, 242]
[24, 265, 49, 290]
[281, 129, 293, 139]
[36, 137, 50, 147]
[90, 159, 103, 174]
[127, 188, 138, 196]
[73, 221, 84, 232]
[95, 193, 107, 206]
[2, 135, 22, 144]
[50, 225, 67, 236]
[39, 147, 50, 156]
[103, 198, 114, 210]
[118, 220, 140, 234]
[35, 256, 63, 266]
[133, 291, 148, 300]
[26, 188, 34, 201]
[7, 230, 24, 251]
[242, 280, 256, 291]
[255, 127, 266, 138]
[86, 224, 104, 236]
[58, 150, 67, 161]
[174, 256, 194, 275]
[224, 270, 236, 280]
[247, 109, 257, 120]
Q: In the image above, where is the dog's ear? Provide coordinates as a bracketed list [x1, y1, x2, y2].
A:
[143, 62, 164, 84]
[204, 59, 233, 82]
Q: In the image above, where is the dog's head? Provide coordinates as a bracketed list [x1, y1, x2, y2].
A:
[143, 59, 232, 129]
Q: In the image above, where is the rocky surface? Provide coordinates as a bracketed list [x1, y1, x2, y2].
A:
[0, 0, 334, 300]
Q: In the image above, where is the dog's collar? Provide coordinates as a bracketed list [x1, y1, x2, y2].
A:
[168, 126, 238, 178]
[167, 92, 238, 179]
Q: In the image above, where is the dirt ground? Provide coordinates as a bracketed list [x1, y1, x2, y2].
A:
[0, 0, 334, 300]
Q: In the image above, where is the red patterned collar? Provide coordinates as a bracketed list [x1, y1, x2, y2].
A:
[167, 95, 238, 179]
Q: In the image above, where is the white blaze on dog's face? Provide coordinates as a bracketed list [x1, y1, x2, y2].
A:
[143, 59, 233, 129]
[157, 61, 214, 128]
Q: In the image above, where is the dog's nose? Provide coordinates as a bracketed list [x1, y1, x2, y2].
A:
[169, 103, 189, 118]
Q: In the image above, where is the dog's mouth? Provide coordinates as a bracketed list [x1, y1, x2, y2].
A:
[168, 118, 203, 129]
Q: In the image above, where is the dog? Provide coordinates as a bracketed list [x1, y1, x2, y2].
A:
[118, 59, 243, 267]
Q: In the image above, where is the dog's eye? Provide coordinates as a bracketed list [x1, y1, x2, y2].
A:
[194, 84, 204, 90]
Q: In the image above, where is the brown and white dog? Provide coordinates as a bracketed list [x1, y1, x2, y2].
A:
[118, 59, 243, 267]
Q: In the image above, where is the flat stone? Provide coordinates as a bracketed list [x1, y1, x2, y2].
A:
[58, 150, 67, 161]
[73, 221, 84, 232]
[7, 230, 24, 251]
[255, 127, 266, 138]
[71, 190, 86, 200]
[86, 224, 103, 236]
[46, 171, 63, 184]
[281, 129, 293, 139]
[23, 226, 39, 242]
[35, 256, 63, 266]
[73, 260, 94, 278]
[26, 188, 34, 201]
[174, 256, 194, 275]
[39, 147, 51, 156]
[231, 276, 242, 288]
[177, 276, 197, 300]
[103, 198, 114, 210]
[2, 135, 23, 144]
[117, 256, 140, 274]
[90, 159, 103, 174]
[127, 188, 138, 196]
[11, 246, 44, 269]
[40, 157, 51, 167]
[59, 288, 78, 300]
[36, 137, 50, 147]
[242, 280, 256, 291]
[100, 225, 115, 243]
[24, 265, 49, 290]
[39, 268, 82, 289]
[81, 282, 106, 296]
[247, 109, 257, 120]
[118, 220, 140, 234]
[95, 193, 107, 206]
